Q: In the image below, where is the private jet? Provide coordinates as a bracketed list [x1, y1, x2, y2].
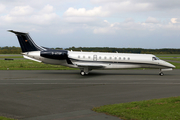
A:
[9, 30, 175, 76]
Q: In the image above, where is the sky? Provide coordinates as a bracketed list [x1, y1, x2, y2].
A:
[0, 0, 180, 48]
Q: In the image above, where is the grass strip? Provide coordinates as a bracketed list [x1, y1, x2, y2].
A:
[0, 60, 77, 70]
[161, 58, 180, 61]
[167, 62, 180, 69]
[93, 96, 180, 120]
[156, 54, 180, 57]
[0, 116, 16, 120]
[0, 56, 23, 58]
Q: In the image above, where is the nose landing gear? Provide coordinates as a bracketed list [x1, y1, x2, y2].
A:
[159, 72, 164, 76]
[159, 69, 164, 76]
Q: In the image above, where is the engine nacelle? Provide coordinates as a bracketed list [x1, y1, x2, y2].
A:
[40, 50, 67, 60]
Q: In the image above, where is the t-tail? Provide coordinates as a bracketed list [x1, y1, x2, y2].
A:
[9, 30, 72, 64]
[8, 30, 46, 52]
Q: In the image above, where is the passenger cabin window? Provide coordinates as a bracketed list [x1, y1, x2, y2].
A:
[78, 56, 80, 58]
[109, 57, 112, 59]
[88, 56, 90, 59]
[99, 56, 101, 59]
[104, 57, 107, 59]
[115, 57, 117, 60]
[123, 57, 126, 60]
[119, 57, 121, 60]
[83, 56, 85, 58]
[128, 57, 130, 60]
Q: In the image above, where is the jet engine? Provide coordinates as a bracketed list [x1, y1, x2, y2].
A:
[40, 50, 68, 60]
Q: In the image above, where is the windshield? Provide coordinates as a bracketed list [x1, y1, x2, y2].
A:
[152, 57, 160, 60]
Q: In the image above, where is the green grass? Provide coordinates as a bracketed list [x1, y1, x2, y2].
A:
[156, 54, 180, 62]
[0, 60, 77, 70]
[0, 56, 23, 58]
[156, 54, 180, 57]
[93, 96, 180, 120]
[168, 62, 180, 69]
[0, 54, 23, 58]
[0, 116, 16, 120]
[161, 58, 180, 61]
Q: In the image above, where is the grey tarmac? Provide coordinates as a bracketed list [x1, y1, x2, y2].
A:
[0, 69, 180, 120]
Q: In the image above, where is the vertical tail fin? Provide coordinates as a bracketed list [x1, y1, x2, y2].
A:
[8, 30, 46, 52]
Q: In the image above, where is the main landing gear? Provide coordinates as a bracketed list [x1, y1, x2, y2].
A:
[80, 71, 85, 76]
[80, 70, 89, 76]
[80, 67, 91, 76]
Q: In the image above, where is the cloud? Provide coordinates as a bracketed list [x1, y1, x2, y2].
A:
[63, 6, 109, 24]
[0, 4, 59, 26]
[149, 0, 180, 9]
[10, 6, 34, 16]
[91, 0, 180, 10]
[124, 18, 134, 23]
[171, 18, 180, 23]
[93, 20, 119, 34]
[0, 14, 13, 23]
[171, 18, 177, 23]
[58, 28, 75, 34]
[64, 6, 109, 17]
[40, 4, 54, 13]
[29, 13, 59, 25]
[63, 17, 98, 23]
[0, 0, 180, 48]
[145, 17, 159, 23]
[92, 16, 180, 35]
[0, 4, 6, 13]
[91, 0, 180, 19]
[93, 27, 111, 34]
[91, 1, 153, 13]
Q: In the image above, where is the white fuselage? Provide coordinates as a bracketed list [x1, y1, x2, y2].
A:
[23, 51, 175, 71]
[67, 51, 175, 69]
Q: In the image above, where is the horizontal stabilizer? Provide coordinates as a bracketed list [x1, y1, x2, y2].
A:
[8, 30, 28, 35]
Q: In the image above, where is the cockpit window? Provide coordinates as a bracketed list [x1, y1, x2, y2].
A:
[152, 57, 160, 61]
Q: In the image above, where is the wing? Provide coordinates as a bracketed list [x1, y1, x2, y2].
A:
[76, 63, 106, 69]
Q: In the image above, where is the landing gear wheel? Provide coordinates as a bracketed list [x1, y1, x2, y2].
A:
[159, 72, 164, 76]
[80, 71, 85, 76]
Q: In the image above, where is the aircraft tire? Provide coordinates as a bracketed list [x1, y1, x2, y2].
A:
[159, 72, 164, 76]
[80, 71, 85, 76]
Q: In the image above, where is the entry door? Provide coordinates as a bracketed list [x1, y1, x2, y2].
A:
[93, 55, 97, 61]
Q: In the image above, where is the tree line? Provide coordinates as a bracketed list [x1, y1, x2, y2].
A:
[0, 46, 22, 54]
[0, 46, 180, 54]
